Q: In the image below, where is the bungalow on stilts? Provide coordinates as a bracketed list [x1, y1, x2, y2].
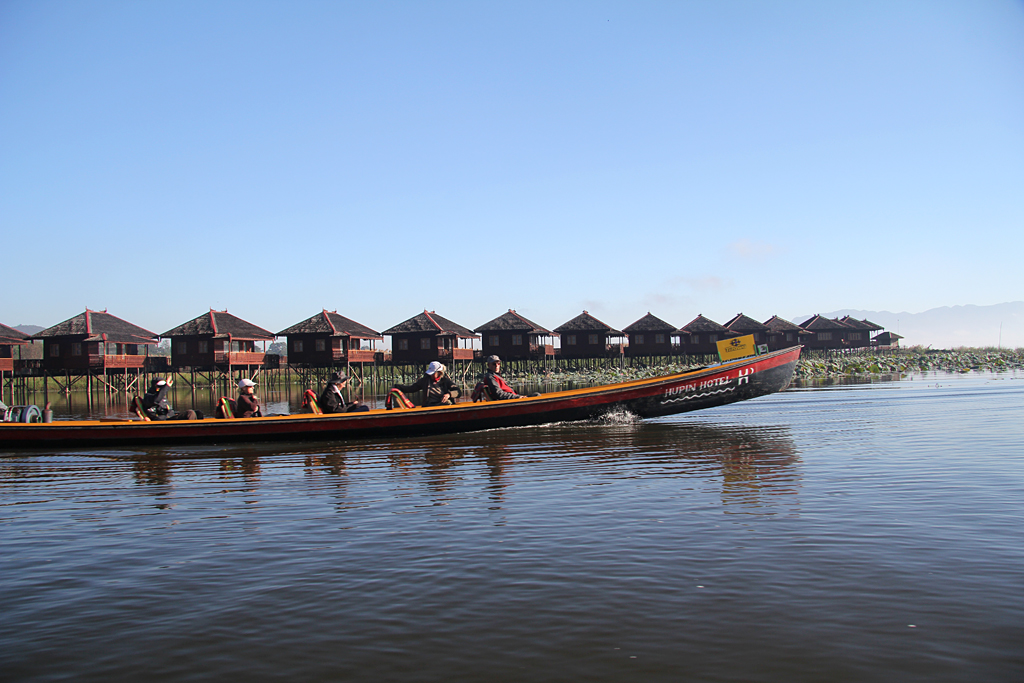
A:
[31, 309, 158, 397]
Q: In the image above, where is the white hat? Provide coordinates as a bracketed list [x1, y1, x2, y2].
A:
[426, 361, 445, 375]
[238, 378, 256, 388]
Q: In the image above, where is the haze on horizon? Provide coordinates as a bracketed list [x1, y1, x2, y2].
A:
[2, 1, 1022, 345]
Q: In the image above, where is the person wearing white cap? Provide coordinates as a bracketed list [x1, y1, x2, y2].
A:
[392, 361, 460, 407]
[236, 378, 261, 418]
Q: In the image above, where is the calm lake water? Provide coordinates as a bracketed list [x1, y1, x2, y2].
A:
[2, 371, 1022, 682]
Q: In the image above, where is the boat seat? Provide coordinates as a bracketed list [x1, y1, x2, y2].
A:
[385, 388, 415, 410]
[215, 397, 236, 419]
[132, 396, 151, 421]
[471, 382, 490, 402]
[302, 389, 323, 415]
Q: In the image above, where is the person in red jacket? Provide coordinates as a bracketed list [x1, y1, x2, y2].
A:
[481, 355, 527, 400]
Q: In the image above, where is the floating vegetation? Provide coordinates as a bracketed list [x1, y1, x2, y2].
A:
[496, 348, 1024, 388]
[792, 347, 1024, 379]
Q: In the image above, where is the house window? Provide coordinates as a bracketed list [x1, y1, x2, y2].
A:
[849, 332, 862, 341]
[315, 339, 326, 352]
[817, 332, 832, 341]
[50, 344, 60, 357]
[294, 340, 304, 353]
[655, 334, 665, 344]
[512, 335, 523, 346]
[709, 334, 717, 343]
[176, 341, 187, 354]
[397, 339, 408, 351]
[691, 335, 699, 344]
[566, 335, 576, 346]
[635, 334, 645, 345]
[588, 334, 599, 345]
[198, 340, 209, 354]
[108, 343, 119, 355]
[489, 335, 499, 347]
[420, 337, 432, 350]
[786, 333, 793, 342]
[72, 343, 82, 356]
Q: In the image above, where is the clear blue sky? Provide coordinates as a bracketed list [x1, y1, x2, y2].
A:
[2, 0, 1022, 338]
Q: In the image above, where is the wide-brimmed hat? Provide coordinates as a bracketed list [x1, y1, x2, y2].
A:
[426, 361, 446, 375]
[238, 378, 256, 389]
[329, 371, 347, 384]
[485, 355, 501, 364]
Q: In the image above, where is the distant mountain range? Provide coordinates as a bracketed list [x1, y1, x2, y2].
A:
[14, 324, 44, 335]
[793, 302, 1024, 349]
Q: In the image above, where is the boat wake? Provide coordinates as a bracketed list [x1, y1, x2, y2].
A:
[596, 408, 641, 425]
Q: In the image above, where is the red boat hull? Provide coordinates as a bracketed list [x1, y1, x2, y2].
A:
[0, 347, 800, 449]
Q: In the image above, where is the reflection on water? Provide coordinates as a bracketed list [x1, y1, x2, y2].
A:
[96, 420, 800, 516]
[2, 372, 1022, 683]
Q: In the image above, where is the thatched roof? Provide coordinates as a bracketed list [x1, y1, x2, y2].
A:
[839, 316, 883, 332]
[762, 315, 807, 334]
[554, 311, 623, 335]
[798, 314, 850, 331]
[278, 310, 381, 339]
[161, 310, 275, 340]
[33, 309, 158, 344]
[382, 310, 477, 338]
[474, 310, 555, 335]
[0, 323, 30, 344]
[622, 313, 676, 333]
[678, 315, 728, 334]
[723, 313, 770, 334]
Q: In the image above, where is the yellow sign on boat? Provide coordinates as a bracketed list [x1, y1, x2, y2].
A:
[717, 334, 757, 362]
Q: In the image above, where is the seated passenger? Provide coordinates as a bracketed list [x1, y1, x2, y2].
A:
[142, 377, 202, 420]
[318, 372, 369, 413]
[481, 355, 538, 400]
[393, 361, 460, 407]
[236, 378, 262, 418]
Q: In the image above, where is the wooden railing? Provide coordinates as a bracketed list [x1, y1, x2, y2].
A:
[530, 344, 556, 357]
[214, 351, 266, 365]
[438, 348, 475, 361]
[348, 349, 377, 363]
[99, 355, 148, 369]
[0, 358, 13, 372]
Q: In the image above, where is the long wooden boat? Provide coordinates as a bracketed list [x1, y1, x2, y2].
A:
[0, 347, 800, 449]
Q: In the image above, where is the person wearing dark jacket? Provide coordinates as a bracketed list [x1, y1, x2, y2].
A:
[236, 378, 261, 418]
[394, 361, 460, 407]
[142, 377, 201, 420]
[481, 355, 526, 400]
[318, 372, 369, 413]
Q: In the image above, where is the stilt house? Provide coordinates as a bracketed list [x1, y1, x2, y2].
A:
[383, 310, 478, 365]
[277, 310, 382, 367]
[31, 309, 158, 372]
[622, 313, 676, 358]
[838, 316, 883, 349]
[872, 331, 902, 349]
[0, 323, 30, 374]
[798, 315, 852, 351]
[762, 316, 808, 351]
[554, 311, 625, 359]
[677, 315, 731, 356]
[161, 310, 275, 370]
[474, 310, 557, 361]
[723, 313, 771, 347]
